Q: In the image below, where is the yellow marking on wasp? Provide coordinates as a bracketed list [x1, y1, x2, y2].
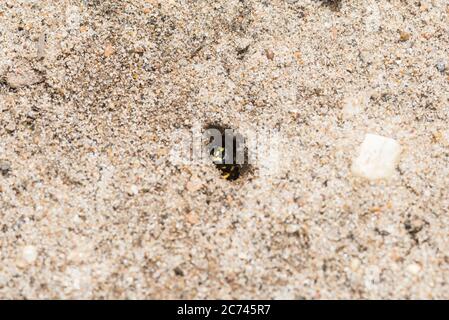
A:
[213, 149, 223, 155]
[222, 173, 230, 179]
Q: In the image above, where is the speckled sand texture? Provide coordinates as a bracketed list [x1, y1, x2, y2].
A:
[0, 0, 449, 299]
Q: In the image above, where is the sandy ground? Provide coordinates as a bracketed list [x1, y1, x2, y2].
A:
[0, 0, 448, 299]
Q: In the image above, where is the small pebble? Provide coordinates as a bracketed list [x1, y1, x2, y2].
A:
[5, 122, 16, 133]
[174, 267, 184, 277]
[128, 184, 139, 196]
[6, 69, 42, 89]
[186, 211, 199, 225]
[0, 160, 11, 176]
[293, 51, 303, 64]
[22, 245, 38, 264]
[432, 130, 449, 146]
[351, 134, 401, 180]
[350, 258, 361, 272]
[104, 43, 115, 57]
[399, 31, 411, 42]
[286, 224, 300, 234]
[436, 61, 446, 73]
[407, 263, 422, 275]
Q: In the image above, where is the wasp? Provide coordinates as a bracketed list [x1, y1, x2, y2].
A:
[207, 125, 247, 181]
[211, 146, 242, 181]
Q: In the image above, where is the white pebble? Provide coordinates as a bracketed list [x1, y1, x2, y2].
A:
[351, 134, 401, 180]
[350, 258, 361, 272]
[128, 185, 139, 196]
[407, 263, 422, 275]
[22, 245, 37, 263]
[285, 224, 300, 234]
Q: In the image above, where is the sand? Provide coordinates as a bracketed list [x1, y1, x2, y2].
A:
[0, 0, 448, 299]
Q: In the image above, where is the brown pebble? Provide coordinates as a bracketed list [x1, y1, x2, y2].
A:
[133, 46, 146, 54]
[104, 44, 115, 57]
[5, 122, 16, 133]
[370, 207, 382, 214]
[5, 62, 43, 89]
[399, 31, 410, 42]
[174, 267, 184, 276]
[294, 51, 303, 64]
[421, 32, 432, 40]
[265, 49, 274, 60]
[186, 212, 199, 225]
